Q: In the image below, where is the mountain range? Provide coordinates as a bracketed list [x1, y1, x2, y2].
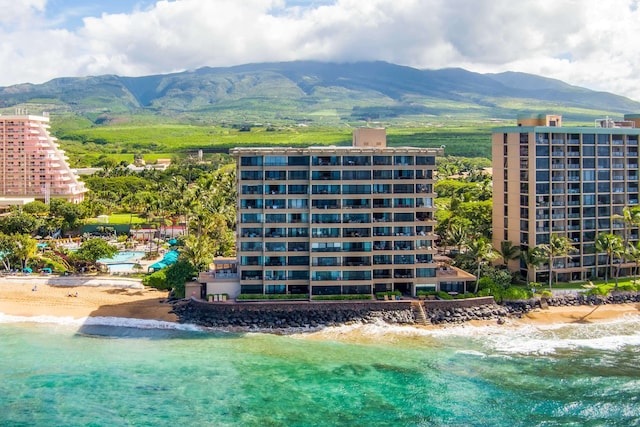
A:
[1, 61, 638, 124]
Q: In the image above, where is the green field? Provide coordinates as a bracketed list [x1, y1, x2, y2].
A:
[54, 116, 496, 166]
[85, 213, 147, 225]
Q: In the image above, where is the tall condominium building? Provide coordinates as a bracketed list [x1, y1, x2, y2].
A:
[230, 128, 444, 297]
[493, 113, 640, 283]
[0, 113, 87, 204]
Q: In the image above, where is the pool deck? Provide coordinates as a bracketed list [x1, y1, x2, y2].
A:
[99, 245, 165, 274]
[4, 244, 170, 288]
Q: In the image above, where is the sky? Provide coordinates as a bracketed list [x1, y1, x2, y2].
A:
[2, 0, 640, 101]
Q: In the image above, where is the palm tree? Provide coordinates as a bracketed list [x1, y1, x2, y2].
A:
[497, 241, 520, 269]
[541, 234, 577, 291]
[612, 206, 640, 270]
[447, 224, 468, 255]
[181, 233, 215, 272]
[466, 237, 499, 293]
[613, 206, 640, 242]
[625, 242, 640, 284]
[520, 246, 546, 286]
[595, 233, 624, 286]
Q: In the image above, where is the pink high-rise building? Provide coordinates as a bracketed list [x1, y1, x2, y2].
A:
[0, 113, 87, 204]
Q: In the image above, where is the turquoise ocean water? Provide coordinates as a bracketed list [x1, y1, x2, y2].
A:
[1, 313, 640, 426]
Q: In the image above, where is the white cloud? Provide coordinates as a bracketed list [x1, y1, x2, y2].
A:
[1, 0, 640, 102]
[0, 0, 46, 27]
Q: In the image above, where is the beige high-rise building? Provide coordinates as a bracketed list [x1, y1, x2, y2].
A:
[493, 113, 640, 283]
[230, 129, 446, 298]
[0, 113, 87, 205]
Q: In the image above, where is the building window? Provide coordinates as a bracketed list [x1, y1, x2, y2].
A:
[240, 171, 262, 180]
[288, 170, 309, 180]
[264, 156, 287, 166]
[288, 156, 309, 166]
[240, 157, 262, 166]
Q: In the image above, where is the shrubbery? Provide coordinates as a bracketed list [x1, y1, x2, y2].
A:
[477, 276, 532, 302]
[376, 290, 402, 299]
[453, 293, 476, 299]
[617, 283, 640, 292]
[313, 294, 372, 301]
[499, 287, 532, 301]
[142, 270, 168, 289]
[583, 282, 640, 296]
[435, 291, 454, 300]
[237, 294, 309, 300]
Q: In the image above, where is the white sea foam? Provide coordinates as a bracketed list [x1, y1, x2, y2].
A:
[456, 349, 487, 358]
[422, 315, 640, 355]
[295, 315, 640, 355]
[0, 312, 202, 332]
[82, 316, 202, 331]
[0, 312, 85, 326]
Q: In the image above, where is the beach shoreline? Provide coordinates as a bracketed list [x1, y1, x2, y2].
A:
[2, 276, 640, 329]
[0, 276, 177, 322]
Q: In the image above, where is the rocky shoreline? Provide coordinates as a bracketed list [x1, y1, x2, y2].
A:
[170, 297, 507, 329]
[171, 300, 416, 329]
[170, 292, 640, 330]
[502, 292, 640, 316]
[425, 304, 509, 325]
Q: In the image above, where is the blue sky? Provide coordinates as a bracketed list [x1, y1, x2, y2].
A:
[2, 0, 640, 102]
[43, 0, 157, 29]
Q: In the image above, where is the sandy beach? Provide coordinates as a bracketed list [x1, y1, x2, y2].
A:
[517, 302, 640, 325]
[0, 276, 177, 322]
[1, 275, 640, 327]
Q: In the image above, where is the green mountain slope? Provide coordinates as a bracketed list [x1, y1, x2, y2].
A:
[1, 61, 638, 123]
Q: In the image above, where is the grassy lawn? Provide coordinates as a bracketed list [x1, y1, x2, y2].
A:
[529, 277, 640, 290]
[85, 213, 147, 225]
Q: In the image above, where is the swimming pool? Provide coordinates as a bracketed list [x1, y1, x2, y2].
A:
[98, 251, 146, 273]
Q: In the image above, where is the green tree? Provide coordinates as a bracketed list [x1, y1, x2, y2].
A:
[79, 196, 110, 218]
[626, 242, 640, 284]
[181, 233, 215, 272]
[446, 224, 468, 255]
[613, 206, 640, 245]
[74, 238, 118, 264]
[521, 246, 546, 285]
[23, 201, 49, 216]
[0, 232, 18, 271]
[466, 237, 499, 293]
[612, 206, 640, 268]
[165, 259, 197, 298]
[13, 234, 38, 271]
[497, 241, 520, 268]
[455, 200, 493, 238]
[49, 199, 85, 231]
[595, 233, 624, 286]
[541, 234, 578, 291]
[0, 210, 40, 235]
